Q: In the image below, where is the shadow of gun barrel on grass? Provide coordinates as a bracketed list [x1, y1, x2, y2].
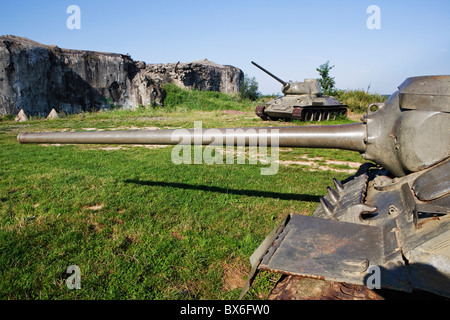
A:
[124, 180, 322, 203]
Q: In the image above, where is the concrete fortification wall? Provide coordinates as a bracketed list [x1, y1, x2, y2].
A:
[0, 35, 244, 116]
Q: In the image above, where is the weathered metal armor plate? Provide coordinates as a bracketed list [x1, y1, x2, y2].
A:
[250, 159, 450, 298]
[258, 214, 383, 285]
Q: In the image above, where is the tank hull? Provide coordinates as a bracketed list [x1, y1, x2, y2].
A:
[256, 95, 348, 122]
[247, 159, 450, 299]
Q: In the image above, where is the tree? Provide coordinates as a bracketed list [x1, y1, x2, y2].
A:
[316, 61, 337, 96]
[240, 74, 261, 101]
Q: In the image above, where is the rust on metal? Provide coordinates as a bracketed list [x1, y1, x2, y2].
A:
[268, 276, 384, 300]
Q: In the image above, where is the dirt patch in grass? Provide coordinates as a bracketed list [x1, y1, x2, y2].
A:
[222, 110, 249, 115]
[83, 204, 104, 211]
[218, 148, 362, 174]
[222, 258, 249, 291]
[171, 231, 185, 241]
[278, 159, 362, 174]
[97, 145, 170, 151]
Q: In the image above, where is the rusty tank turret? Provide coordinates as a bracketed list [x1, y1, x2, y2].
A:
[18, 75, 450, 299]
[252, 61, 348, 122]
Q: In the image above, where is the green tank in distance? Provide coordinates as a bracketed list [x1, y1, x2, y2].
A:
[252, 61, 348, 121]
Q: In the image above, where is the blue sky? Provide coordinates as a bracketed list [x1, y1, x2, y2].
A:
[1, 0, 449, 95]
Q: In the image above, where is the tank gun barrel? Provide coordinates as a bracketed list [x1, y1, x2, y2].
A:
[17, 123, 367, 152]
[16, 75, 450, 177]
[251, 61, 287, 86]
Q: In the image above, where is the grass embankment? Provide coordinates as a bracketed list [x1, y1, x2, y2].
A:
[0, 87, 367, 300]
[335, 89, 388, 114]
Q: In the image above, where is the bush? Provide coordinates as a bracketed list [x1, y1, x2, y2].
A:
[240, 74, 261, 101]
[161, 83, 254, 111]
[316, 61, 337, 96]
[335, 89, 388, 114]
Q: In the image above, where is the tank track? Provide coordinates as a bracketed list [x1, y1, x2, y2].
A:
[291, 106, 348, 121]
[268, 275, 384, 300]
[263, 166, 378, 300]
[255, 105, 269, 120]
[255, 105, 348, 122]
[264, 161, 450, 300]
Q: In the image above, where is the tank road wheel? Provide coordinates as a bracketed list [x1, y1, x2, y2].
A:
[314, 111, 321, 121]
[304, 111, 311, 121]
[317, 112, 322, 122]
[332, 112, 337, 120]
[304, 111, 310, 121]
[255, 105, 269, 121]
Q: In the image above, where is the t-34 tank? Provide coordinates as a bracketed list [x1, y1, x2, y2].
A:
[18, 75, 450, 299]
[252, 61, 348, 122]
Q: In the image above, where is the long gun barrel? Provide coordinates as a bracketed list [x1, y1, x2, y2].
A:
[17, 123, 367, 152]
[251, 61, 287, 86]
[16, 76, 450, 177]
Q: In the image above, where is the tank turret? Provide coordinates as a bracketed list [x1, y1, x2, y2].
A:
[281, 78, 322, 96]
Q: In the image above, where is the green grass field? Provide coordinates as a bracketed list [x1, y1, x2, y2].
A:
[0, 91, 367, 300]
